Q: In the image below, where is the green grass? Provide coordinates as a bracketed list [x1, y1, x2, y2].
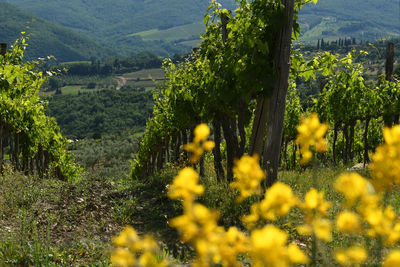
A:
[129, 22, 205, 42]
[178, 39, 202, 48]
[125, 80, 160, 90]
[122, 68, 164, 79]
[62, 86, 104, 95]
[60, 61, 91, 66]
[0, 167, 128, 265]
[3, 133, 400, 266]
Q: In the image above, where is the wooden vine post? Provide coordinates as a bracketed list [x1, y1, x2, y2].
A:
[0, 43, 6, 173]
[0, 43, 6, 56]
[384, 42, 396, 126]
[385, 42, 394, 82]
[262, 0, 295, 187]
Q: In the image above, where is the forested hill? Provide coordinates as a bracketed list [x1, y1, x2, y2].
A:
[0, 2, 113, 61]
[2, 0, 399, 59]
[2, 0, 235, 57]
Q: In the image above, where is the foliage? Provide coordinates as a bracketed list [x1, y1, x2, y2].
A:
[46, 86, 153, 139]
[0, 36, 80, 180]
[132, 0, 317, 179]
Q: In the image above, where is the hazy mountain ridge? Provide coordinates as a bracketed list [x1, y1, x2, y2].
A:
[2, 0, 399, 60]
[0, 2, 114, 61]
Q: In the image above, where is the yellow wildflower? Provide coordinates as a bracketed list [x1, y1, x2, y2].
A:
[297, 217, 332, 242]
[169, 203, 219, 242]
[113, 226, 139, 247]
[387, 222, 400, 245]
[230, 154, 266, 202]
[183, 142, 204, 163]
[194, 123, 210, 143]
[370, 125, 400, 190]
[314, 217, 332, 242]
[250, 225, 308, 267]
[139, 251, 168, 267]
[301, 188, 331, 216]
[384, 250, 400, 267]
[336, 211, 362, 234]
[334, 173, 372, 206]
[203, 140, 215, 151]
[295, 113, 328, 165]
[364, 205, 399, 244]
[184, 124, 215, 164]
[335, 246, 367, 266]
[111, 248, 135, 267]
[258, 182, 298, 221]
[167, 167, 204, 201]
[111, 226, 166, 267]
[287, 243, 309, 264]
[241, 203, 260, 228]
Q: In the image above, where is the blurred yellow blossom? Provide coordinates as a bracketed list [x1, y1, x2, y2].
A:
[370, 125, 400, 190]
[313, 218, 332, 242]
[194, 123, 210, 143]
[230, 154, 266, 202]
[170, 203, 219, 242]
[384, 250, 400, 267]
[336, 211, 362, 234]
[111, 226, 166, 267]
[335, 246, 367, 266]
[167, 167, 204, 201]
[184, 124, 215, 163]
[334, 173, 372, 206]
[301, 188, 331, 216]
[297, 217, 332, 242]
[250, 225, 308, 267]
[295, 113, 328, 165]
[111, 248, 135, 267]
[203, 140, 215, 151]
[258, 182, 298, 221]
[113, 226, 139, 247]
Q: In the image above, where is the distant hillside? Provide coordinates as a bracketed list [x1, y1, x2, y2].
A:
[2, 0, 236, 55]
[299, 0, 400, 41]
[0, 2, 113, 61]
[2, 0, 399, 55]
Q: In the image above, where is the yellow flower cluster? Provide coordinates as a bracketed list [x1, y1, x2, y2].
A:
[111, 226, 167, 267]
[370, 125, 400, 190]
[295, 113, 328, 165]
[230, 154, 266, 202]
[170, 124, 308, 267]
[335, 246, 367, 266]
[334, 172, 400, 245]
[384, 250, 400, 267]
[243, 182, 298, 224]
[111, 117, 400, 266]
[169, 181, 249, 265]
[297, 188, 332, 242]
[183, 123, 215, 164]
[167, 167, 204, 202]
[250, 225, 309, 267]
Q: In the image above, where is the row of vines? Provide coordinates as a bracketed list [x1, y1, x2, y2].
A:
[131, 0, 315, 184]
[132, 0, 399, 184]
[0, 37, 81, 180]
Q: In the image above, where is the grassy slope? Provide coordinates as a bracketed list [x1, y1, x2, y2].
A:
[0, 2, 113, 61]
[3, 149, 399, 265]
